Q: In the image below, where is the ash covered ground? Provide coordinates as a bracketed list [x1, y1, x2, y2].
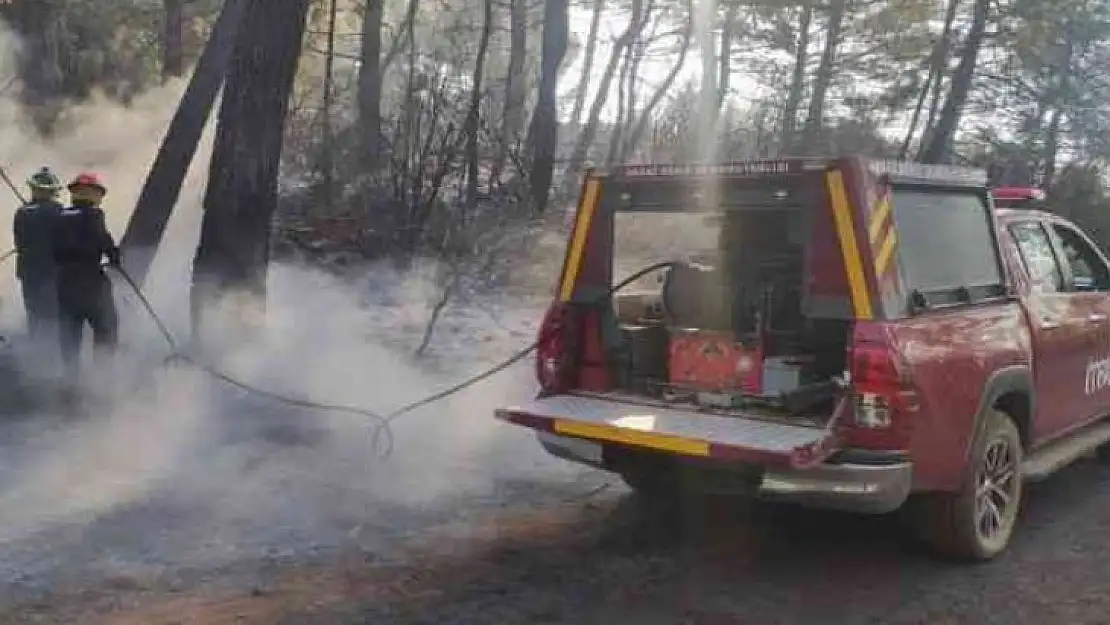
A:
[0, 263, 607, 622]
[4, 265, 1110, 624]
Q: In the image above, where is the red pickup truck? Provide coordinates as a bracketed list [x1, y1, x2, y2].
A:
[495, 156, 1110, 561]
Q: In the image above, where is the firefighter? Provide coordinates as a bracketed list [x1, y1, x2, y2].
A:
[13, 167, 64, 340]
[52, 172, 121, 376]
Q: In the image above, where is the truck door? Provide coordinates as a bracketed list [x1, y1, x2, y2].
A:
[1008, 220, 1099, 440]
[1045, 221, 1110, 422]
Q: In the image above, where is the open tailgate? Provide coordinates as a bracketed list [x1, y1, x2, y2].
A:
[495, 394, 843, 469]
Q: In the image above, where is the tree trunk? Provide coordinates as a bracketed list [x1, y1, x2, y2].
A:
[606, 39, 635, 166]
[492, 0, 528, 186]
[695, 0, 719, 141]
[1043, 33, 1074, 190]
[121, 0, 251, 287]
[357, 0, 384, 166]
[16, 0, 64, 133]
[903, 0, 959, 159]
[162, 0, 186, 80]
[899, 69, 934, 160]
[717, 4, 737, 109]
[382, 0, 420, 71]
[919, 0, 989, 164]
[617, 5, 654, 163]
[562, 0, 646, 193]
[568, 0, 605, 132]
[624, 6, 693, 156]
[800, 0, 848, 152]
[1043, 107, 1063, 190]
[191, 0, 311, 340]
[527, 0, 570, 214]
[465, 0, 494, 209]
[321, 0, 339, 211]
[781, 0, 812, 151]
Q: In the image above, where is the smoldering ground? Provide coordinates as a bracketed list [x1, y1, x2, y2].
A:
[0, 33, 598, 599]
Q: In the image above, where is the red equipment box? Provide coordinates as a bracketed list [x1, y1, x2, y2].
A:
[667, 329, 763, 394]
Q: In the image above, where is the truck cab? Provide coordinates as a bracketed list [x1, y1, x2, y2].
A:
[495, 156, 1110, 561]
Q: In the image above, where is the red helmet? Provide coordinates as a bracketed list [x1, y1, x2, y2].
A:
[67, 172, 106, 194]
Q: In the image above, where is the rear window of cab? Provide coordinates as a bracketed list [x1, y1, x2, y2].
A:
[891, 188, 1006, 309]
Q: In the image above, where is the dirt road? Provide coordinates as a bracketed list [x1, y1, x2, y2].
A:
[3, 297, 1110, 625]
[6, 450, 1110, 624]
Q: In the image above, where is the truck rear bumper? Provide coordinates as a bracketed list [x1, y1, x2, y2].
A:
[496, 394, 911, 515]
[537, 431, 912, 514]
[758, 457, 913, 514]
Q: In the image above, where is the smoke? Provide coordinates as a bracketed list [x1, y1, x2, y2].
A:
[0, 22, 568, 575]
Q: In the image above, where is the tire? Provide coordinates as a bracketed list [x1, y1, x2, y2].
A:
[912, 409, 1024, 561]
[619, 465, 677, 497]
[1095, 442, 1110, 463]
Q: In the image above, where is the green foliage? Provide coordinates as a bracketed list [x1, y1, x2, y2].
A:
[0, 0, 219, 108]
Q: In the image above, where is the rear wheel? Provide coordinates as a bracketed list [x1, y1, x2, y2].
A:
[912, 409, 1023, 561]
[619, 465, 678, 498]
[1095, 441, 1110, 463]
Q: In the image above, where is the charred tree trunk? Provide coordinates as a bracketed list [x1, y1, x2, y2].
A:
[357, 0, 384, 166]
[15, 0, 64, 133]
[162, 0, 186, 80]
[919, 0, 989, 164]
[717, 4, 737, 110]
[121, 0, 251, 286]
[382, 0, 420, 71]
[800, 0, 848, 153]
[1043, 34, 1074, 191]
[618, 17, 649, 162]
[695, 0, 719, 138]
[568, 0, 605, 132]
[1043, 107, 1064, 190]
[606, 37, 635, 166]
[321, 0, 340, 212]
[465, 0, 494, 209]
[903, 0, 959, 159]
[528, 0, 570, 214]
[624, 4, 693, 156]
[190, 0, 311, 340]
[492, 0, 528, 186]
[781, 0, 812, 151]
[563, 0, 645, 191]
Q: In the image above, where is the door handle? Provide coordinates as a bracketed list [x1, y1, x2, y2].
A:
[1090, 313, 1108, 323]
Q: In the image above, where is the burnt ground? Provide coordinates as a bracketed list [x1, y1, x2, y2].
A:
[3, 352, 1110, 624]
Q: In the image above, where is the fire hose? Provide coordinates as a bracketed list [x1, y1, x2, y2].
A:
[108, 261, 675, 458]
[0, 158, 669, 499]
[0, 227, 672, 464]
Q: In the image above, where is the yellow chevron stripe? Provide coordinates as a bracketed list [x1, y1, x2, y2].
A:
[826, 170, 873, 320]
[558, 177, 601, 302]
[875, 229, 898, 276]
[869, 194, 891, 244]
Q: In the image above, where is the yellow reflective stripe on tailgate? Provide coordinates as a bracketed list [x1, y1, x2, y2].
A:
[558, 177, 602, 302]
[553, 419, 710, 456]
[826, 169, 873, 320]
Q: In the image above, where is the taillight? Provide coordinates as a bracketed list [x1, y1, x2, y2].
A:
[536, 302, 580, 394]
[844, 323, 917, 449]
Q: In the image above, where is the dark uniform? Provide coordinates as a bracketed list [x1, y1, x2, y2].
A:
[14, 167, 64, 340]
[52, 173, 120, 374]
[14, 198, 62, 337]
